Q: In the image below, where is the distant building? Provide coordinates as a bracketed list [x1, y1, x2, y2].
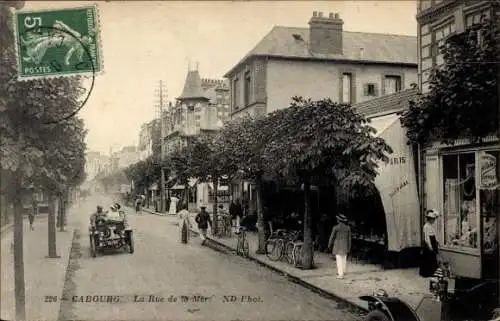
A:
[225, 11, 418, 118]
[138, 119, 161, 161]
[85, 151, 109, 181]
[110, 146, 139, 171]
[163, 65, 230, 157]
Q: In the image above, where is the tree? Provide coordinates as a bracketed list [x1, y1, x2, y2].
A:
[401, 17, 499, 145]
[188, 132, 239, 231]
[165, 145, 193, 208]
[264, 97, 392, 269]
[1, 2, 88, 318]
[217, 115, 275, 254]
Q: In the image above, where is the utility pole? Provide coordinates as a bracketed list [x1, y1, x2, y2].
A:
[155, 80, 168, 213]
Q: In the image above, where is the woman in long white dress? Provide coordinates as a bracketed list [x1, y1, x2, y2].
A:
[178, 208, 191, 244]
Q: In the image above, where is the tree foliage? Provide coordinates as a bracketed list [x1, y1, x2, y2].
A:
[401, 17, 499, 145]
[265, 97, 392, 191]
[124, 156, 162, 194]
[1, 1, 87, 197]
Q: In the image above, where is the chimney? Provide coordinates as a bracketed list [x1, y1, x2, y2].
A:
[308, 11, 344, 55]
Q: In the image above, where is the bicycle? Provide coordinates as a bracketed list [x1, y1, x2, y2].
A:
[291, 242, 315, 268]
[235, 227, 249, 257]
[214, 215, 232, 238]
[265, 229, 299, 261]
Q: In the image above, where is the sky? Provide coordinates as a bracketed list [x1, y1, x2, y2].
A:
[23, 0, 418, 156]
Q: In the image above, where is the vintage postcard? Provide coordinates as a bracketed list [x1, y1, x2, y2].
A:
[1, 1, 499, 321]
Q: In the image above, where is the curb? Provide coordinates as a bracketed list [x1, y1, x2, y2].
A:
[142, 208, 368, 313]
[202, 233, 368, 314]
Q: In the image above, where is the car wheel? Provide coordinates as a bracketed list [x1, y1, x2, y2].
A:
[90, 236, 96, 258]
[365, 309, 391, 321]
[128, 232, 134, 254]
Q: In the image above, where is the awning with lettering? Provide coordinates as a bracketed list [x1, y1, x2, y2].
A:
[368, 113, 421, 252]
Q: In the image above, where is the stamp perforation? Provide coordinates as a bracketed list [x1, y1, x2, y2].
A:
[13, 3, 104, 81]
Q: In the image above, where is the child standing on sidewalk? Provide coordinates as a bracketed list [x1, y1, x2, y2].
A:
[328, 214, 352, 279]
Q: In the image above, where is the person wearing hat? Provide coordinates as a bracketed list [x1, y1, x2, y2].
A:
[178, 206, 192, 244]
[420, 209, 440, 277]
[195, 205, 212, 245]
[90, 205, 105, 229]
[328, 214, 352, 279]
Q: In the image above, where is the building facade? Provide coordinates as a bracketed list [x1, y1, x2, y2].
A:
[161, 66, 231, 211]
[417, 0, 500, 284]
[225, 11, 418, 118]
[163, 67, 230, 157]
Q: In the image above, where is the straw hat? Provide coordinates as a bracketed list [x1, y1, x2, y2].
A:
[336, 214, 348, 223]
[426, 209, 439, 219]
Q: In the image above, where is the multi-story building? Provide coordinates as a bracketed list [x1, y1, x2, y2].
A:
[84, 151, 110, 181]
[163, 66, 230, 157]
[138, 118, 161, 161]
[225, 11, 418, 118]
[161, 66, 231, 211]
[416, 0, 499, 296]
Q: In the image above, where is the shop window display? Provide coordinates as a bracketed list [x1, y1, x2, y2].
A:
[442, 153, 478, 248]
[479, 150, 499, 256]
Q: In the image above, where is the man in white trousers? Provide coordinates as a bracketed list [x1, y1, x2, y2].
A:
[328, 214, 352, 279]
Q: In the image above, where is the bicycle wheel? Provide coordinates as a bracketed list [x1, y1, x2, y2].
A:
[266, 238, 282, 261]
[285, 242, 294, 264]
[242, 239, 249, 258]
[293, 244, 302, 267]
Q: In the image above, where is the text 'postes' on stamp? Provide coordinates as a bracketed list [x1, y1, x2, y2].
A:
[15, 6, 102, 79]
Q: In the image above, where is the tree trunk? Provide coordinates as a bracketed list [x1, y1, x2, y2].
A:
[212, 178, 218, 233]
[255, 174, 266, 254]
[12, 173, 26, 321]
[47, 193, 59, 258]
[59, 192, 67, 232]
[302, 179, 314, 269]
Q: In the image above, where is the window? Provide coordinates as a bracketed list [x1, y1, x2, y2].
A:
[432, 21, 455, 67]
[421, 24, 430, 35]
[421, 57, 433, 71]
[466, 9, 490, 28]
[233, 78, 239, 110]
[422, 69, 432, 83]
[421, 45, 431, 59]
[442, 153, 478, 249]
[384, 75, 402, 95]
[421, 33, 432, 46]
[292, 34, 303, 41]
[364, 83, 377, 97]
[244, 71, 251, 106]
[341, 73, 352, 103]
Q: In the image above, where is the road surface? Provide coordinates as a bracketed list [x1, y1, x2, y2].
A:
[58, 195, 364, 321]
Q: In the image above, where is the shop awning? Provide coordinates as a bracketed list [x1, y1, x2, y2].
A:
[368, 113, 421, 252]
[148, 182, 158, 191]
[170, 184, 185, 190]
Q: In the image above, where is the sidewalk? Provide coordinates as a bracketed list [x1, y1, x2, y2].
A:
[143, 208, 429, 312]
[1, 215, 74, 321]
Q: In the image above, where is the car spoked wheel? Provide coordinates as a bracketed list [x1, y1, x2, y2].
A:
[89, 235, 96, 258]
[127, 231, 134, 254]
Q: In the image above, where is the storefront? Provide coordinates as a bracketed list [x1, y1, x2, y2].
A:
[423, 138, 499, 281]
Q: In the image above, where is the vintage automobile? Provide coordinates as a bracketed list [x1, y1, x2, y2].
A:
[360, 267, 499, 321]
[89, 210, 134, 257]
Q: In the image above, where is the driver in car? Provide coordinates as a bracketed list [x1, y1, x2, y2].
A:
[90, 205, 105, 229]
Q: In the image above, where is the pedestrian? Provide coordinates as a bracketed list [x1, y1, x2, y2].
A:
[29, 199, 37, 231]
[229, 198, 242, 233]
[420, 209, 440, 277]
[135, 196, 142, 214]
[178, 207, 191, 244]
[195, 205, 212, 245]
[328, 214, 352, 279]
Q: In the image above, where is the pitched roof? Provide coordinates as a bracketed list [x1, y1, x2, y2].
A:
[352, 88, 419, 117]
[225, 26, 417, 77]
[177, 70, 209, 100]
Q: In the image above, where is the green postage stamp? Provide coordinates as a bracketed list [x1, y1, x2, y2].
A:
[14, 5, 102, 79]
